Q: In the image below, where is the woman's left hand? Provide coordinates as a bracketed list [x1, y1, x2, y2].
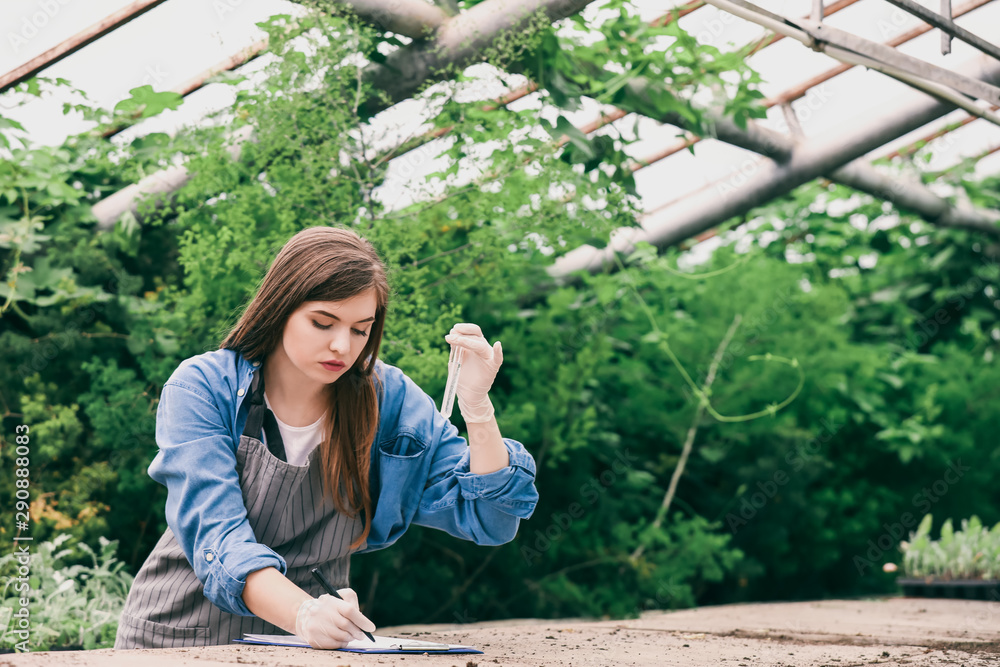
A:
[444, 322, 503, 423]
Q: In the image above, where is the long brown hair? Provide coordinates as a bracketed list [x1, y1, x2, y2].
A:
[220, 226, 389, 550]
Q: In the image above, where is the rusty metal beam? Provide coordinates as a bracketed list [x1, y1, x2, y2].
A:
[1, 0, 171, 94]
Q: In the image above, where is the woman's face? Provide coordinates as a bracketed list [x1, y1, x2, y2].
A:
[279, 289, 379, 386]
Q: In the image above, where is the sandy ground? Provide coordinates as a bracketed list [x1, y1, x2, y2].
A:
[3, 596, 999, 666]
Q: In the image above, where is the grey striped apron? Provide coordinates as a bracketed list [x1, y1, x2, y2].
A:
[114, 367, 362, 649]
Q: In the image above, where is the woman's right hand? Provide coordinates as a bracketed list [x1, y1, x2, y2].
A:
[294, 588, 376, 648]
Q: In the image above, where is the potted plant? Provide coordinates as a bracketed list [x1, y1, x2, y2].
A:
[895, 514, 1000, 600]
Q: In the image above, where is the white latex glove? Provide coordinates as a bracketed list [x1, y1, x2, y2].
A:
[294, 588, 376, 649]
[444, 322, 503, 424]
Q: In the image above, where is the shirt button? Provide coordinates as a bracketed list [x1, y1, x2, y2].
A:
[205, 553, 214, 562]
[252, 361, 260, 367]
[237, 388, 245, 396]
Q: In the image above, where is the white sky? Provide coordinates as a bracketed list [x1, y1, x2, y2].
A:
[1, 0, 999, 222]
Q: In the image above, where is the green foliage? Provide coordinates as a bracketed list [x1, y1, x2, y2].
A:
[689, 172, 1000, 602]
[113, 86, 184, 120]
[901, 515, 1000, 580]
[0, 0, 998, 648]
[0, 535, 133, 651]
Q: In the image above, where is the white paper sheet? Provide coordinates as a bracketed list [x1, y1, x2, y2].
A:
[239, 633, 476, 652]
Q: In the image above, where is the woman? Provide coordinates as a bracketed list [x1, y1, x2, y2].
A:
[114, 226, 538, 649]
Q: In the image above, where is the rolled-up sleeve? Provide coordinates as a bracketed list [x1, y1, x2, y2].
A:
[407, 376, 539, 545]
[148, 381, 286, 616]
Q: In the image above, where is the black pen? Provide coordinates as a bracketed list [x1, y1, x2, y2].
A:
[309, 567, 376, 643]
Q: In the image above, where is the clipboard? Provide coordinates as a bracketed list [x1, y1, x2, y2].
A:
[233, 633, 484, 654]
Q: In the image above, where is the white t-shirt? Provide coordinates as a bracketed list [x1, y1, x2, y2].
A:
[262, 393, 327, 466]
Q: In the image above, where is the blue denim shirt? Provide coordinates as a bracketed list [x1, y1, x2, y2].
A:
[148, 349, 538, 617]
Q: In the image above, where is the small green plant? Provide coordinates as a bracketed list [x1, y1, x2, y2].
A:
[900, 515, 1000, 581]
[0, 534, 134, 651]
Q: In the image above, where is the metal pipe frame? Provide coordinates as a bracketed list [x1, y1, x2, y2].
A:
[941, 0, 953, 55]
[705, 0, 1000, 130]
[88, 0, 847, 211]
[100, 38, 270, 139]
[796, 19, 1000, 105]
[767, 0, 994, 107]
[813, 39, 1000, 128]
[707, 0, 1000, 110]
[89, 0, 1000, 248]
[370, 0, 860, 169]
[0, 0, 447, 97]
[92, 0, 602, 228]
[881, 104, 998, 160]
[881, 0, 1000, 62]
[548, 54, 1000, 279]
[0, 0, 170, 94]
[91, 0, 694, 226]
